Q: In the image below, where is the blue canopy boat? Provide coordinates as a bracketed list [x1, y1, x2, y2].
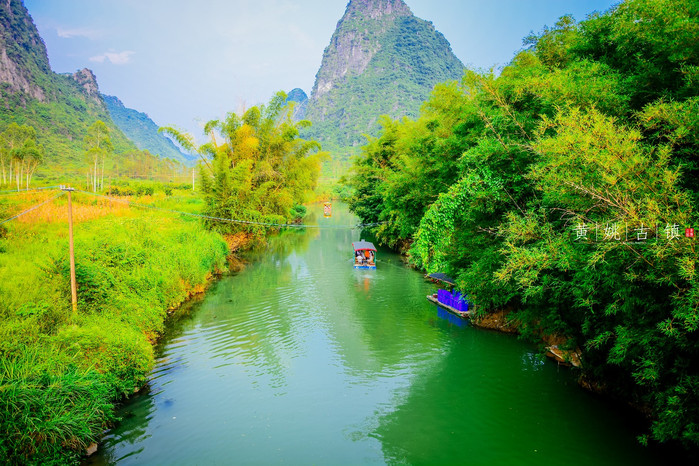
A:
[353, 240, 376, 269]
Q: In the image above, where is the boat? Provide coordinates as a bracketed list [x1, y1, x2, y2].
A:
[323, 202, 332, 217]
[353, 240, 376, 269]
[427, 292, 470, 319]
[425, 272, 456, 286]
[425, 273, 470, 319]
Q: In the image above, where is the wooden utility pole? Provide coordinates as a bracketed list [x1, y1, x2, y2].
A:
[62, 186, 78, 312]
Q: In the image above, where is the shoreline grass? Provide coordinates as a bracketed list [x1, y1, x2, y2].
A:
[0, 188, 228, 464]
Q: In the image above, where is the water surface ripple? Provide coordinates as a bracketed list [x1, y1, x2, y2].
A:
[89, 204, 668, 465]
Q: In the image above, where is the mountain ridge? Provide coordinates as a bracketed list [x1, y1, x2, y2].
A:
[103, 94, 195, 165]
[304, 0, 464, 151]
[0, 0, 190, 173]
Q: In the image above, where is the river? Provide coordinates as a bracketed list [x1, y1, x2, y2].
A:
[89, 203, 669, 465]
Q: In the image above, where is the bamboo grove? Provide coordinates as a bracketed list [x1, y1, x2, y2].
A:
[346, 0, 699, 447]
[160, 91, 327, 235]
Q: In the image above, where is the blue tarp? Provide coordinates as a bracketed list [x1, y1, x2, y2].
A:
[437, 289, 469, 312]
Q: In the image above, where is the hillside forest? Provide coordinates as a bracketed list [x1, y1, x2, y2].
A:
[1, 0, 699, 463]
[347, 0, 699, 448]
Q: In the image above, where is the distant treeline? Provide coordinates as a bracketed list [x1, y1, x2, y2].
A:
[347, 0, 699, 447]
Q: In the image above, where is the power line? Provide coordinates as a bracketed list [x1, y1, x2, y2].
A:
[76, 190, 387, 230]
[0, 192, 65, 225]
[0, 186, 60, 196]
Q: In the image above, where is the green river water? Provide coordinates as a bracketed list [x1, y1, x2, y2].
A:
[90, 203, 671, 465]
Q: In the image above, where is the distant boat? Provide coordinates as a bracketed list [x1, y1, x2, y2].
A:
[323, 202, 332, 217]
[353, 240, 376, 269]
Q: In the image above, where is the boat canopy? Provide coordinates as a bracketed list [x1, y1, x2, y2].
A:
[352, 240, 376, 251]
[426, 273, 456, 285]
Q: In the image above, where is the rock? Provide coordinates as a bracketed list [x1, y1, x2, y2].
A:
[86, 442, 98, 456]
[0, 0, 49, 101]
[71, 68, 100, 99]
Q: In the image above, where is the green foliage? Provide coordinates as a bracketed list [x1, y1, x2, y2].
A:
[0, 122, 44, 189]
[0, 0, 180, 186]
[0, 349, 114, 465]
[0, 77, 136, 174]
[347, 0, 699, 448]
[163, 92, 326, 236]
[0, 198, 228, 463]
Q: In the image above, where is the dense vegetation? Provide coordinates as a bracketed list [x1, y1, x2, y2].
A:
[0, 88, 325, 462]
[0, 189, 228, 463]
[161, 91, 326, 236]
[347, 0, 699, 448]
[0, 71, 137, 172]
[0, 0, 194, 188]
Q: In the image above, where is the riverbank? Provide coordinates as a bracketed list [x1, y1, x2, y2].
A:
[91, 201, 684, 465]
[0, 193, 229, 464]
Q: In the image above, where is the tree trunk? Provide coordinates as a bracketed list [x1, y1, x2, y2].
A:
[15, 161, 21, 192]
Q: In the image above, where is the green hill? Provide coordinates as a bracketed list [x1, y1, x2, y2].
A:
[286, 87, 308, 121]
[0, 0, 136, 177]
[103, 94, 195, 165]
[304, 0, 464, 154]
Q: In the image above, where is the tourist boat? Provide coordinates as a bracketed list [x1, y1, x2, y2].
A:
[353, 240, 376, 269]
[323, 202, 332, 217]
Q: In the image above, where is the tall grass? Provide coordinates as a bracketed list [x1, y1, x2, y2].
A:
[0, 189, 228, 464]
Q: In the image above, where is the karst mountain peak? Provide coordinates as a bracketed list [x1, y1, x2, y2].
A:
[304, 0, 464, 150]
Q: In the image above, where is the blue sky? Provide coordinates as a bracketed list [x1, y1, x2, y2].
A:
[24, 0, 619, 141]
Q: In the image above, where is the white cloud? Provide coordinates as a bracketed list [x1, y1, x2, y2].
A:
[56, 27, 103, 39]
[89, 51, 135, 65]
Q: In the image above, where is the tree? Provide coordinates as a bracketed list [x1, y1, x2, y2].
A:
[15, 138, 44, 190]
[84, 121, 113, 192]
[0, 123, 38, 189]
[160, 91, 326, 235]
[347, 0, 699, 447]
[0, 123, 44, 191]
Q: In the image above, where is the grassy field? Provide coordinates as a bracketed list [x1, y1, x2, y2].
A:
[0, 185, 228, 464]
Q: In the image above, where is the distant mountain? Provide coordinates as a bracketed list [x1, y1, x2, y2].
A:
[103, 94, 195, 165]
[304, 0, 464, 152]
[286, 88, 308, 121]
[0, 0, 136, 170]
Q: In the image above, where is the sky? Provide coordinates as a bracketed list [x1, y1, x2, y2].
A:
[24, 0, 619, 142]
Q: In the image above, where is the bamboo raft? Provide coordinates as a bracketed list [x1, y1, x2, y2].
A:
[427, 294, 470, 319]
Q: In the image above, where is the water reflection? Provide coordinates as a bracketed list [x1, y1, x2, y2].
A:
[89, 203, 671, 465]
[436, 306, 468, 327]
